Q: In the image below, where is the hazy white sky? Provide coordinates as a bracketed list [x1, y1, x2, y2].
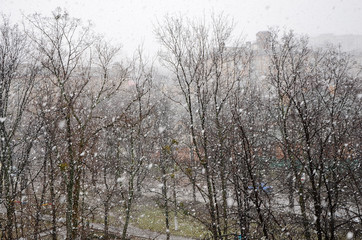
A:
[2, 0, 362, 56]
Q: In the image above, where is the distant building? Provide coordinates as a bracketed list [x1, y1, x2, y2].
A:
[256, 31, 272, 50]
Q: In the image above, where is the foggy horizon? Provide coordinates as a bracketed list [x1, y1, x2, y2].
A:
[3, 0, 362, 57]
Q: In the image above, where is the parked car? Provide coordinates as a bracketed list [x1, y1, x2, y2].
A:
[248, 182, 273, 194]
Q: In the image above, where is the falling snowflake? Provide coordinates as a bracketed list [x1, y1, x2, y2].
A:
[58, 120, 66, 129]
[347, 232, 354, 239]
[158, 126, 166, 133]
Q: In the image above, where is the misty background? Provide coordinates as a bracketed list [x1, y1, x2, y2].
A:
[3, 0, 362, 57]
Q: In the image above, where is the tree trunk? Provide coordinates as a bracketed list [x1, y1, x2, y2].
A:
[173, 173, 178, 231]
[66, 108, 75, 240]
[122, 175, 135, 240]
[6, 197, 15, 240]
[104, 200, 109, 240]
[72, 171, 81, 239]
[288, 174, 294, 209]
[161, 165, 170, 240]
[298, 184, 311, 240]
[48, 138, 57, 240]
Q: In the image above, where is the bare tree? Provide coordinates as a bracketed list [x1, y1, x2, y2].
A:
[155, 14, 250, 238]
[266, 30, 362, 239]
[25, 8, 127, 239]
[0, 16, 38, 239]
[114, 49, 154, 240]
[266, 29, 313, 240]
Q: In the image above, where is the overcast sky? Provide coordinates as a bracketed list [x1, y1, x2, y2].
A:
[2, 0, 362, 57]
